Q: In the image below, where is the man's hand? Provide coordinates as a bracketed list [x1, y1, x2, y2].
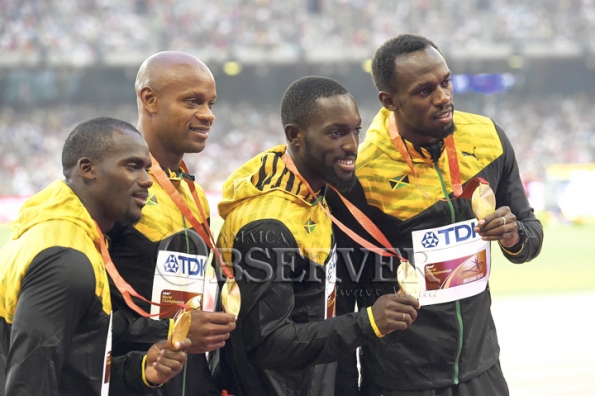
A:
[474, 206, 520, 247]
[186, 310, 237, 354]
[145, 338, 191, 386]
[371, 294, 420, 336]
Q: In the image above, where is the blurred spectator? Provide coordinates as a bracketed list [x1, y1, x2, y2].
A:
[1, 94, 594, 196]
[1, 0, 594, 196]
[2, 0, 594, 63]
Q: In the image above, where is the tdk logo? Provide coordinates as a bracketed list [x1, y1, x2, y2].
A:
[164, 255, 180, 273]
[421, 221, 478, 249]
[163, 254, 206, 277]
[421, 232, 439, 248]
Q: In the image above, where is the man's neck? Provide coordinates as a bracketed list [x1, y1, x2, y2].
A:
[139, 124, 183, 170]
[286, 149, 324, 192]
[68, 182, 113, 233]
[152, 151, 183, 171]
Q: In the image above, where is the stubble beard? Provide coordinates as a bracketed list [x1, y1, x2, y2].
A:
[414, 120, 456, 141]
[325, 171, 357, 194]
[304, 139, 357, 194]
[120, 208, 142, 227]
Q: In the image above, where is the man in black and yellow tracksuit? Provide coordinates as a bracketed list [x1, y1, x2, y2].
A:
[217, 145, 353, 395]
[214, 77, 421, 396]
[0, 117, 189, 396]
[107, 51, 236, 396]
[108, 167, 224, 396]
[329, 35, 544, 396]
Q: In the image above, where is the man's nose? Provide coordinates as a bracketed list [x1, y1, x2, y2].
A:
[196, 105, 215, 124]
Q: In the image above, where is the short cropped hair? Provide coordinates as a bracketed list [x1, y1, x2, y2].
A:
[62, 117, 139, 179]
[281, 76, 349, 128]
[371, 34, 441, 93]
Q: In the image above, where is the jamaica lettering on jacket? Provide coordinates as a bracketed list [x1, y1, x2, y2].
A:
[229, 230, 292, 245]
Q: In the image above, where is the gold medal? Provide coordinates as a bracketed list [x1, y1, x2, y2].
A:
[186, 295, 203, 310]
[168, 309, 192, 348]
[471, 182, 496, 220]
[221, 278, 241, 316]
[397, 261, 420, 299]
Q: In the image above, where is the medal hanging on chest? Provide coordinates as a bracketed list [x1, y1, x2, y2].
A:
[150, 158, 240, 318]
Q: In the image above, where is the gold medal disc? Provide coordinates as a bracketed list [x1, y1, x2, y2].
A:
[397, 261, 420, 299]
[186, 295, 203, 310]
[169, 309, 192, 348]
[471, 183, 496, 220]
[221, 278, 241, 317]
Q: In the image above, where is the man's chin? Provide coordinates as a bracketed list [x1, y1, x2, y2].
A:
[415, 121, 456, 141]
[188, 141, 206, 154]
[431, 122, 456, 140]
[328, 174, 357, 194]
[121, 211, 142, 226]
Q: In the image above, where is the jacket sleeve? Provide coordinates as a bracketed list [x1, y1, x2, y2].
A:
[108, 351, 161, 396]
[494, 122, 544, 263]
[111, 309, 170, 345]
[106, 223, 171, 348]
[327, 184, 402, 396]
[326, 182, 396, 308]
[232, 219, 376, 371]
[327, 183, 402, 309]
[4, 248, 98, 396]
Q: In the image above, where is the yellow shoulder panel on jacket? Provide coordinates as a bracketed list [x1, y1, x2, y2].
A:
[356, 110, 503, 221]
[0, 221, 110, 323]
[136, 175, 210, 242]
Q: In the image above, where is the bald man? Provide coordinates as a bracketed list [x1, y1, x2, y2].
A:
[107, 52, 236, 396]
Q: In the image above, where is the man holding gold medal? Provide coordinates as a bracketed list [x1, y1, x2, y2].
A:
[107, 52, 236, 395]
[214, 76, 420, 396]
[0, 117, 190, 395]
[329, 34, 544, 395]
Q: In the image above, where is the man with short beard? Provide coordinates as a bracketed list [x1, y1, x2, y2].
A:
[0, 117, 190, 395]
[214, 76, 421, 396]
[329, 34, 544, 395]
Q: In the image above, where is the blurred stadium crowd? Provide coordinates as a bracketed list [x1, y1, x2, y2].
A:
[1, 93, 594, 196]
[2, 0, 595, 64]
[1, 0, 595, 202]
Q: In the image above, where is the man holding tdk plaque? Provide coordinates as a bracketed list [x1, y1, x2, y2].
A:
[329, 34, 544, 396]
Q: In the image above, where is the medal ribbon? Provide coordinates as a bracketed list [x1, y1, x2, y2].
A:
[389, 113, 462, 197]
[388, 113, 487, 200]
[150, 157, 234, 280]
[95, 222, 189, 317]
[281, 151, 407, 261]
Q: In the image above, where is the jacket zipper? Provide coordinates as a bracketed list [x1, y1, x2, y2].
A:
[433, 161, 462, 385]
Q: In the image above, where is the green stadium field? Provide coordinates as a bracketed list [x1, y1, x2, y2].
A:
[1, 223, 10, 247]
[1, 221, 593, 296]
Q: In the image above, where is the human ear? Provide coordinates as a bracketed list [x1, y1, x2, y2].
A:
[378, 91, 397, 112]
[284, 124, 302, 148]
[77, 157, 96, 183]
[140, 87, 158, 115]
